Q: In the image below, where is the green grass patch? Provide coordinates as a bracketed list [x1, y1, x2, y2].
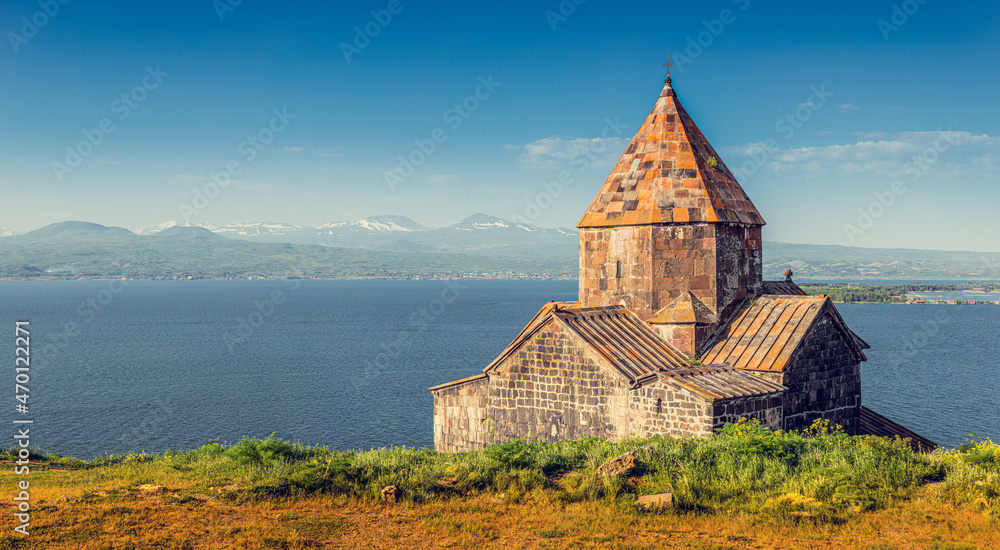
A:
[8, 419, 997, 523]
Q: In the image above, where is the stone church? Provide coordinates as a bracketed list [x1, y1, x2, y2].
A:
[429, 74, 934, 452]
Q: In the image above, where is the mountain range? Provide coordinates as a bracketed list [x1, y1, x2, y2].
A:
[129, 214, 578, 250]
[1, 215, 998, 281]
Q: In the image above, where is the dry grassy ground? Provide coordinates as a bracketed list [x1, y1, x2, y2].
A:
[0, 468, 996, 550]
[2, 427, 996, 549]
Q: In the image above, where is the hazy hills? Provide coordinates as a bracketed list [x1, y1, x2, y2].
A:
[0, 218, 577, 280]
[1, 216, 998, 281]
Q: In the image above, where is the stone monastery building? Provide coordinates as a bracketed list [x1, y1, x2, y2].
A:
[429, 74, 935, 453]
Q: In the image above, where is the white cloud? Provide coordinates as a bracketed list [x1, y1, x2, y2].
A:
[318, 152, 344, 157]
[506, 135, 628, 170]
[284, 146, 305, 153]
[727, 131, 1000, 181]
[838, 103, 859, 110]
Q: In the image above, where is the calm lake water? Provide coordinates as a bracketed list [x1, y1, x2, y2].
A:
[0, 280, 996, 458]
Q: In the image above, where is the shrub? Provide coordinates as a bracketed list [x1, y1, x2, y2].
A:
[223, 433, 323, 465]
[484, 438, 543, 470]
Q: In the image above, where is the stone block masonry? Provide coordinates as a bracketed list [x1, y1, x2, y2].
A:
[486, 322, 628, 443]
[628, 383, 714, 438]
[779, 315, 861, 434]
[579, 223, 762, 323]
[431, 376, 488, 453]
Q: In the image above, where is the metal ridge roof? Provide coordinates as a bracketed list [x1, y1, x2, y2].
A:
[859, 406, 937, 452]
[552, 306, 689, 381]
[701, 294, 869, 372]
[427, 373, 487, 392]
[655, 365, 787, 400]
[430, 302, 790, 401]
[763, 280, 808, 295]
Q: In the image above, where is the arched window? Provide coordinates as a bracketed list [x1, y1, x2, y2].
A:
[656, 398, 662, 414]
[616, 261, 622, 278]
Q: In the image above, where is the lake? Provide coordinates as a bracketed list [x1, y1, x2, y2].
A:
[0, 279, 996, 458]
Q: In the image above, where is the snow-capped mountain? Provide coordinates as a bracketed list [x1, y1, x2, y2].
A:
[316, 215, 429, 233]
[317, 221, 348, 230]
[210, 222, 307, 238]
[445, 213, 538, 232]
[443, 213, 576, 235]
[133, 221, 304, 238]
[353, 215, 429, 232]
[124, 214, 576, 250]
[132, 220, 184, 235]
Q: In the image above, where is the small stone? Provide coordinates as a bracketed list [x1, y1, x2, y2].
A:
[380, 485, 400, 503]
[598, 450, 639, 478]
[135, 484, 164, 493]
[437, 477, 457, 488]
[636, 493, 673, 509]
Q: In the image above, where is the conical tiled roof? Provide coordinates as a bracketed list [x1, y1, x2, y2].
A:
[577, 77, 765, 228]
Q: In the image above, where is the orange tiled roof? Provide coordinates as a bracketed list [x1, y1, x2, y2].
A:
[577, 78, 765, 228]
[859, 406, 937, 452]
[701, 295, 868, 372]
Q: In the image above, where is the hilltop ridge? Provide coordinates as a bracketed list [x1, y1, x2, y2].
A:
[0, 217, 998, 281]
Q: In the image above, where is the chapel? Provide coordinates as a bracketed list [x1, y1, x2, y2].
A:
[428, 73, 935, 452]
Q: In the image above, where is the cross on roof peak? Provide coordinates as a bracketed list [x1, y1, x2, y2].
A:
[662, 54, 674, 81]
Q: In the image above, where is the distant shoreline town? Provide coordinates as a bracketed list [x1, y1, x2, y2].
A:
[904, 297, 1000, 305]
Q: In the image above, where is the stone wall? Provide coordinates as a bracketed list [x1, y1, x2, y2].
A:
[579, 225, 655, 318]
[781, 314, 862, 434]
[579, 223, 762, 323]
[487, 321, 629, 443]
[651, 322, 718, 357]
[711, 392, 785, 432]
[713, 224, 763, 323]
[627, 381, 714, 438]
[430, 376, 489, 452]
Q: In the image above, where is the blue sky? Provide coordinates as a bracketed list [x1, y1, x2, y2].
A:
[2, 0, 998, 251]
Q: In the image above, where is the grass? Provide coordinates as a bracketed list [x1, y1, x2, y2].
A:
[1, 422, 998, 548]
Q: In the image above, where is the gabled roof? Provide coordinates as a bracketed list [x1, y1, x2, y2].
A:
[647, 291, 719, 325]
[471, 303, 784, 400]
[700, 295, 869, 372]
[577, 77, 765, 228]
[427, 373, 487, 392]
[860, 406, 937, 452]
[551, 306, 689, 381]
[637, 366, 786, 400]
[481, 303, 689, 382]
